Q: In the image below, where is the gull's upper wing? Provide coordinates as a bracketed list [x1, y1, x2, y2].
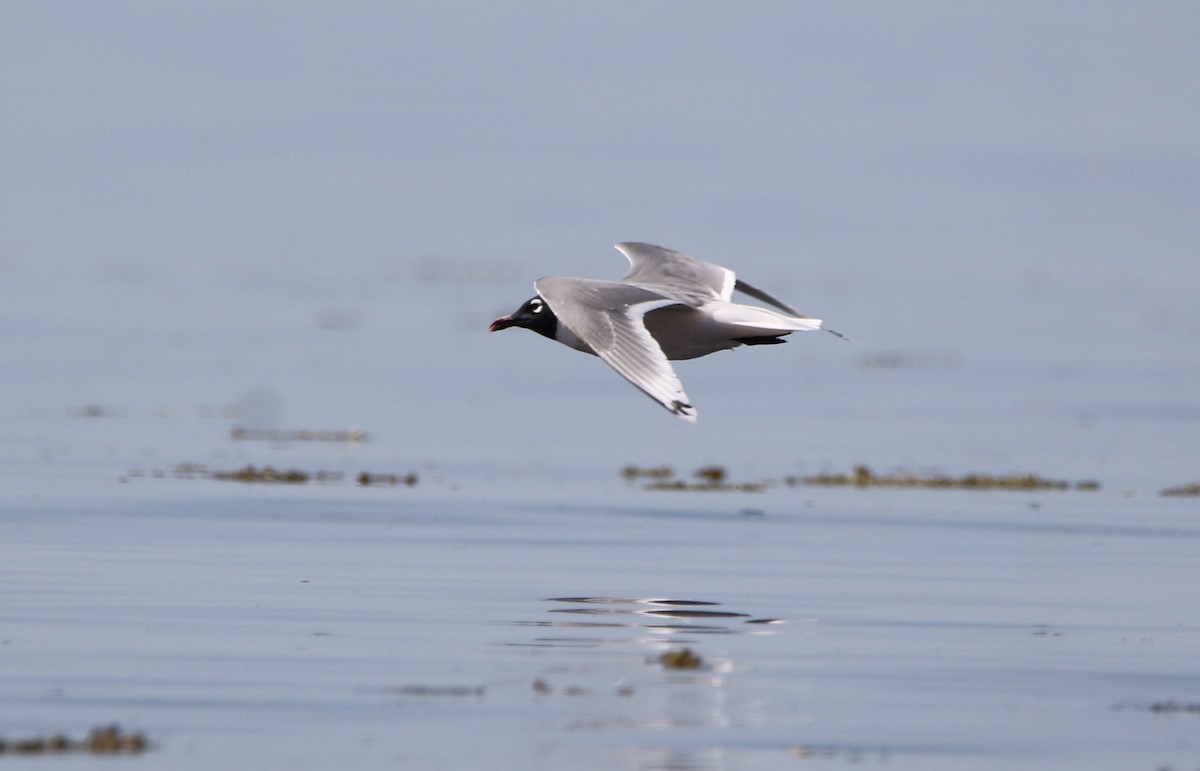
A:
[733, 278, 806, 318]
[534, 276, 697, 421]
[616, 242, 816, 319]
[614, 242, 734, 306]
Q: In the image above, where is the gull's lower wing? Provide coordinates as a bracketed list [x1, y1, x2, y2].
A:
[535, 276, 697, 421]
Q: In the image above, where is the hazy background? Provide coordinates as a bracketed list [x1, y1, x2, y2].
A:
[2, 2, 1197, 497]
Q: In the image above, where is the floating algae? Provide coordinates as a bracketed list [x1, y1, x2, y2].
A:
[130, 464, 416, 487]
[625, 464, 1100, 493]
[693, 465, 727, 485]
[386, 685, 485, 697]
[357, 471, 418, 487]
[1160, 482, 1200, 497]
[627, 465, 765, 492]
[230, 427, 367, 443]
[659, 647, 704, 670]
[211, 465, 312, 483]
[801, 465, 1099, 492]
[0, 725, 148, 755]
[645, 478, 766, 492]
[621, 464, 675, 481]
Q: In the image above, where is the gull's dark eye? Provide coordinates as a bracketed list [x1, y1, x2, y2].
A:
[528, 298, 543, 314]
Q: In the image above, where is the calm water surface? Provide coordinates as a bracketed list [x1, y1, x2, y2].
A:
[4, 483, 1200, 770]
[2, 164, 1198, 771]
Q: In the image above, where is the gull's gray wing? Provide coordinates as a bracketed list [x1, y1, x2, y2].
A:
[614, 242, 734, 306]
[617, 241, 842, 339]
[534, 276, 697, 421]
[617, 242, 812, 315]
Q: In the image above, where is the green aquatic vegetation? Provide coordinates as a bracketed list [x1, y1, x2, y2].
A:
[1160, 482, 1200, 497]
[659, 647, 704, 670]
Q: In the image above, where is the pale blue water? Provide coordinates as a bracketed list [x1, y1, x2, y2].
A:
[2, 3, 1199, 769]
[4, 488, 1200, 769]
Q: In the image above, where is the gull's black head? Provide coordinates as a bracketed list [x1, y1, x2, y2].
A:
[489, 295, 557, 340]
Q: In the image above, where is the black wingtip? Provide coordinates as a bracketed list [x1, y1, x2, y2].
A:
[733, 278, 804, 317]
[671, 400, 698, 422]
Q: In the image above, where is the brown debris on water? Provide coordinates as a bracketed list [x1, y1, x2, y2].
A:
[86, 725, 148, 753]
[171, 462, 210, 479]
[694, 465, 726, 485]
[135, 464, 415, 488]
[357, 471, 418, 487]
[230, 426, 368, 443]
[646, 478, 766, 492]
[389, 685, 485, 697]
[625, 463, 1101, 493]
[801, 465, 1098, 492]
[0, 725, 149, 755]
[622, 464, 674, 481]
[659, 647, 704, 670]
[792, 744, 872, 763]
[211, 465, 311, 484]
[628, 465, 765, 492]
[1160, 482, 1200, 497]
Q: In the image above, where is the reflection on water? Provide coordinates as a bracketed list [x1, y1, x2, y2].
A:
[549, 597, 723, 606]
[502, 597, 784, 770]
[506, 597, 782, 648]
[552, 607, 751, 619]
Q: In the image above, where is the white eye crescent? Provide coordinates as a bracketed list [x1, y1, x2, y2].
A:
[530, 298, 543, 313]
